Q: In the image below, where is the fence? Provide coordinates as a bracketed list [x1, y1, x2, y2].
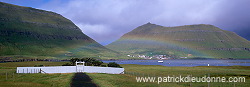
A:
[0, 71, 71, 87]
[84, 66, 124, 74]
[3, 72, 16, 80]
[17, 66, 124, 74]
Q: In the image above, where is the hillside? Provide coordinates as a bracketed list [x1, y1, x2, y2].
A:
[106, 22, 250, 58]
[0, 2, 118, 59]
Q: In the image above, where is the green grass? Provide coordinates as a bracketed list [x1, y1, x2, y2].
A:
[0, 61, 67, 67]
[88, 64, 250, 87]
[0, 72, 74, 87]
[1, 61, 249, 87]
[0, 61, 72, 87]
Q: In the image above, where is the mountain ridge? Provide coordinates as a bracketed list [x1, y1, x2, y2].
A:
[0, 2, 118, 59]
[107, 23, 250, 58]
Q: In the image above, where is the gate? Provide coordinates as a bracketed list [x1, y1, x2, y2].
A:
[76, 61, 85, 72]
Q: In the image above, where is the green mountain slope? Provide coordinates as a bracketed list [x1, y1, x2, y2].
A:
[0, 2, 117, 59]
[106, 23, 250, 58]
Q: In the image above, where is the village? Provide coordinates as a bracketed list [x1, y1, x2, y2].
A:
[127, 54, 174, 59]
[127, 54, 192, 59]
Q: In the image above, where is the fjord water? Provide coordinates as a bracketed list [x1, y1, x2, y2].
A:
[103, 59, 250, 67]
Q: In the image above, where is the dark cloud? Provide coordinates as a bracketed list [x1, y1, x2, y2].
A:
[211, 0, 250, 40]
[1, 0, 249, 45]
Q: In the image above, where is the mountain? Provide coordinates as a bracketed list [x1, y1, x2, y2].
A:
[0, 2, 117, 59]
[106, 22, 250, 59]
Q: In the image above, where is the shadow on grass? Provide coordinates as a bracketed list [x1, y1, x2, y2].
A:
[70, 73, 98, 87]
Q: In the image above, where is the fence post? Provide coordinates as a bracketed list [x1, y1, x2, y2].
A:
[208, 73, 210, 87]
[190, 75, 192, 87]
[13, 73, 14, 79]
[6, 72, 7, 80]
[234, 82, 235, 87]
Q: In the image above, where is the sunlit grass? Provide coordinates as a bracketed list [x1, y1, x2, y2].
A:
[0, 61, 67, 67]
[0, 61, 72, 87]
[88, 64, 250, 87]
[0, 61, 249, 87]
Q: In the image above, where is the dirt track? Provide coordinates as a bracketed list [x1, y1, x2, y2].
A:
[70, 73, 98, 87]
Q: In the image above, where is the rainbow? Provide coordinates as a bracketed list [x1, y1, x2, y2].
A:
[120, 36, 213, 58]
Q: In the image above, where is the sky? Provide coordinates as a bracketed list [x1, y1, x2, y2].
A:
[1, 0, 250, 45]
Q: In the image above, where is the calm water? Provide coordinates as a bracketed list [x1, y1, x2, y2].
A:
[102, 59, 250, 67]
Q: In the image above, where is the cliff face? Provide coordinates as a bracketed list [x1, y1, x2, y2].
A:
[107, 23, 250, 58]
[0, 2, 116, 59]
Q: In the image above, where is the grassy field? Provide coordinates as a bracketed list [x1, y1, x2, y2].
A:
[88, 64, 250, 87]
[0, 61, 73, 87]
[0, 61, 250, 87]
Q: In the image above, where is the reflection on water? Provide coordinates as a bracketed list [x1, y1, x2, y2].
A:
[102, 59, 250, 67]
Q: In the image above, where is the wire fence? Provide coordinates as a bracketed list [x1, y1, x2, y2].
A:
[0, 69, 44, 81]
[0, 70, 18, 81]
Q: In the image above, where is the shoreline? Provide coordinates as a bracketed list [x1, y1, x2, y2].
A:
[100, 58, 250, 61]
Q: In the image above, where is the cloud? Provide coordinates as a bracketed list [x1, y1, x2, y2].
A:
[39, 0, 250, 45]
[211, 0, 250, 40]
[149, 0, 222, 26]
[0, 0, 49, 8]
[77, 23, 116, 43]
